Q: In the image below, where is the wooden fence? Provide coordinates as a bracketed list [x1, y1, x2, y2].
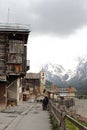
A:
[48, 100, 87, 130]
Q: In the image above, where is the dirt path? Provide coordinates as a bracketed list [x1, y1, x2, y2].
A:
[75, 98, 87, 118]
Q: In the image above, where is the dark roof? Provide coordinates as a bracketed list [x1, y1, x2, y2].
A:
[0, 23, 30, 33]
[25, 73, 40, 79]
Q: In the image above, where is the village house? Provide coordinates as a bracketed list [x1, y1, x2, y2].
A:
[25, 69, 46, 100]
[0, 24, 30, 110]
[47, 86, 77, 100]
[57, 86, 77, 99]
[47, 86, 76, 108]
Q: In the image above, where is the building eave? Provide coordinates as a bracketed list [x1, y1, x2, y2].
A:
[0, 23, 30, 33]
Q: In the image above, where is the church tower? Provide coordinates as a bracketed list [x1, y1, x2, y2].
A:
[40, 68, 46, 94]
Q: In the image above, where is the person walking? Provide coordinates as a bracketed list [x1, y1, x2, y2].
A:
[42, 96, 49, 110]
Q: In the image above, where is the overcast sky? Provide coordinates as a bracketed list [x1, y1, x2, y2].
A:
[1, 0, 87, 72]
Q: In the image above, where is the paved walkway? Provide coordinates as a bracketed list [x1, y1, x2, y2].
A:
[0, 100, 52, 130]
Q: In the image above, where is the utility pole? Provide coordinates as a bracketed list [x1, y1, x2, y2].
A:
[7, 8, 10, 24]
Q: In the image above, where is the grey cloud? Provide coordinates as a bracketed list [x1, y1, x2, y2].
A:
[30, 0, 87, 35]
[0, 0, 87, 36]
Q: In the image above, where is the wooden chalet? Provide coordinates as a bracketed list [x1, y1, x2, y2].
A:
[0, 24, 30, 110]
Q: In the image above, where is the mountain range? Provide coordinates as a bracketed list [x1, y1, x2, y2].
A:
[43, 55, 87, 95]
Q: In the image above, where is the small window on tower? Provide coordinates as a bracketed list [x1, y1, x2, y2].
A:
[42, 73, 44, 76]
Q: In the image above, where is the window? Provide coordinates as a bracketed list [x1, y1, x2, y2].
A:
[8, 54, 22, 63]
[42, 73, 44, 76]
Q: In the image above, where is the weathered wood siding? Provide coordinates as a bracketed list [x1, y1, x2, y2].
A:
[0, 83, 7, 111]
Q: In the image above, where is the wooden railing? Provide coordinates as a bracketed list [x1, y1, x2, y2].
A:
[48, 100, 87, 130]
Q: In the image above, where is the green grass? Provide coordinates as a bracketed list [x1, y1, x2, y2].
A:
[78, 120, 87, 127]
[50, 116, 59, 130]
[65, 119, 79, 130]
[50, 115, 87, 130]
[72, 116, 87, 127]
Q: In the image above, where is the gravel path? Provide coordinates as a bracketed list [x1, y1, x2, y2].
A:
[75, 98, 87, 118]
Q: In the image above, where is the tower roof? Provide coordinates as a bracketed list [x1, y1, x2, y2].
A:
[40, 68, 45, 72]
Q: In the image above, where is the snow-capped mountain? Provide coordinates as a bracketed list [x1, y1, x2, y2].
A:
[68, 56, 87, 95]
[62, 69, 76, 81]
[43, 55, 87, 95]
[43, 63, 76, 86]
[44, 63, 65, 79]
[76, 56, 87, 79]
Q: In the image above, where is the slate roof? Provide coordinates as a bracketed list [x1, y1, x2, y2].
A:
[25, 73, 40, 79]
[0, 23, 30, 32]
